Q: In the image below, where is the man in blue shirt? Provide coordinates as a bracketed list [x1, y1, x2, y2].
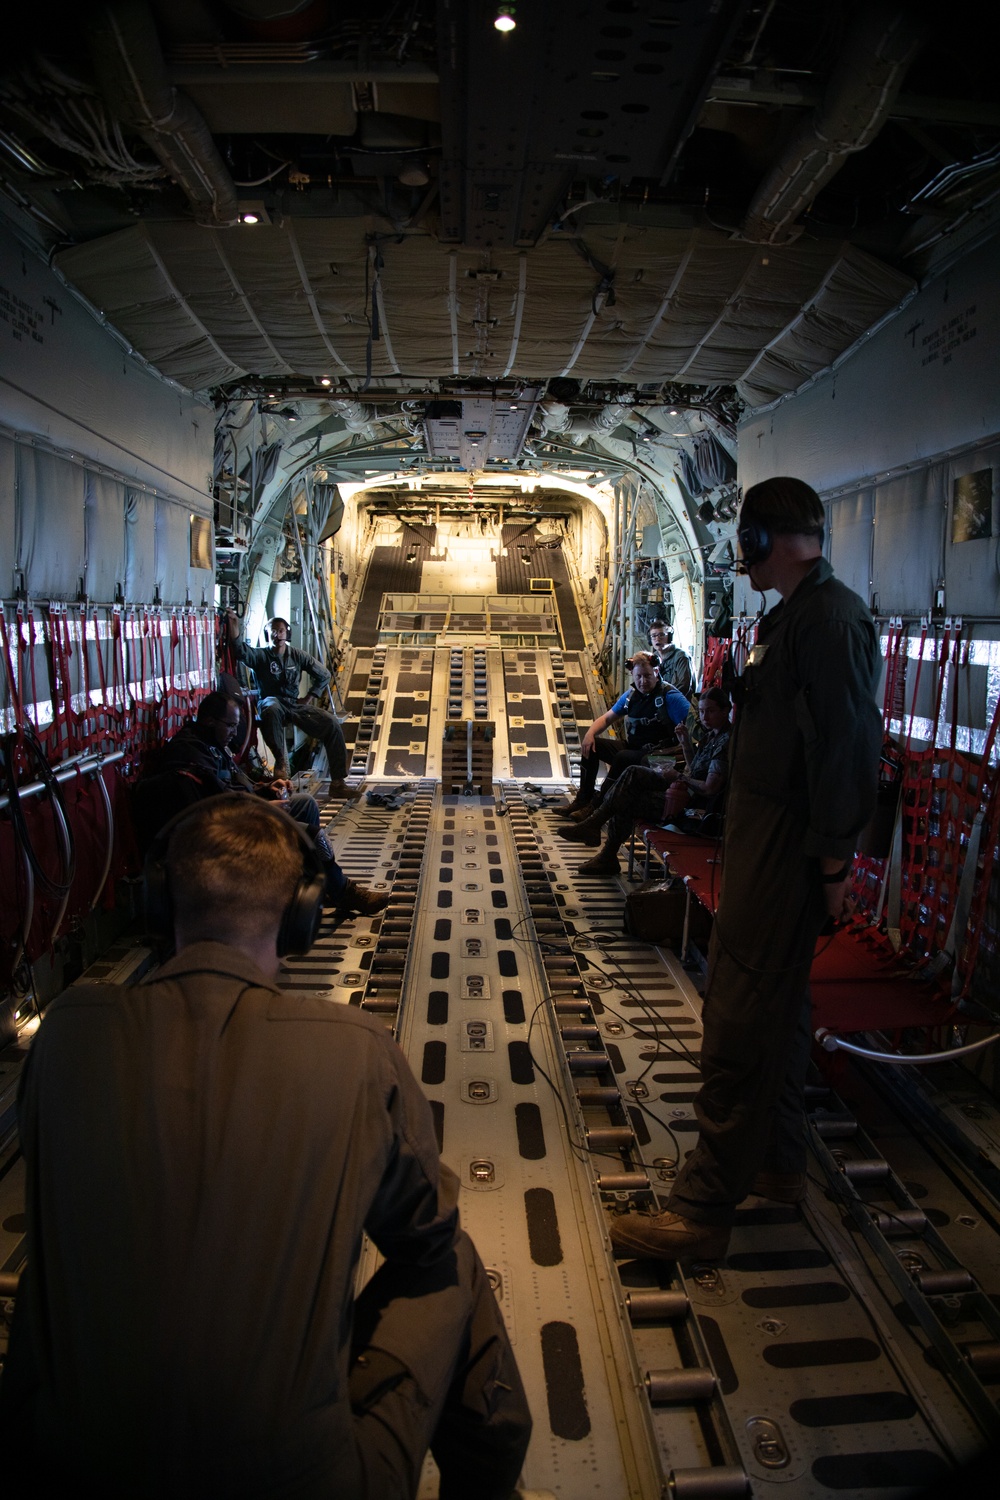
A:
[560, 655, 689, 821]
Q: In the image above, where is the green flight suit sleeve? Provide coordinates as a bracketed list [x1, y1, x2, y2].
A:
[291, 646, 330, 697]
[794, 615, 881, 861]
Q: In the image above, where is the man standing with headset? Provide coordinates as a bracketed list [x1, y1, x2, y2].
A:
[611, 477, 882, 1262]
[0, 798, 531, 1497]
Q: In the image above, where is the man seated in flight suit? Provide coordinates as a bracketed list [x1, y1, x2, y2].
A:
[647, 619, 694, 699]
[226, 609, 357, 798]
[133, 690, 387, 917]
[0, 797, 532, 1499]
[610, 477, 881, 1262]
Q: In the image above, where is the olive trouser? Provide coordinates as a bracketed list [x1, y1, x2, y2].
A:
[666, 788, 827, 1227]
[258, 697, 348, 779]
[347, 1231, 532, 1499]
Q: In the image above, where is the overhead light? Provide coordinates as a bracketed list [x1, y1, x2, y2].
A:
[494, 6, 516, 32]
[240, 211, 260, 225]
[669, 408, 678, 416]
[319, 376, 332, 387]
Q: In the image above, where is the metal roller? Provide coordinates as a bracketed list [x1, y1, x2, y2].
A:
[597, 1173, 650, 1193]
[668, 1466, 750, 1498]
[646, 1367, 717, 1403]
[554, 1000, 592, 1014]
[561, 1025, 601, 1040]
[568, 1052, 610, 1073]
[576, 1086, 620, 1106]
[913, 1268, 976, 1295]
[961, 1341, 1000, 1377]
[841, 1158, 890, 1180]
[871, 1208, 928, 1236]
[0, 1270, 20, 1297]
[813, 1117, 859, 1138]
[362, 998, 399, 1013]
[625, 1289, 689, 1322]
[585, 1126, 635, 1150]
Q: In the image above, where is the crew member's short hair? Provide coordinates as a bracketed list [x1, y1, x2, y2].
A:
[648, 619, 672, 637]
[196, 690, 239, 724]
[268, 615, 290, 632]
[741, 477, 825, 538]
[166, 798, 304, 942]
[631, 652, 657, 670]
[699, 686, 731, 713]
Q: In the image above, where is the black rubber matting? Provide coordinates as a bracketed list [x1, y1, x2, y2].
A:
[525, 1188, 563, 1266]
[350, 530, 436, 646]
[540, 1321, 590, 1440]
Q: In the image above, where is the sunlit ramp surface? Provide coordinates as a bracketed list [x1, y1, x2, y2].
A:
[338, 647, 599, 783]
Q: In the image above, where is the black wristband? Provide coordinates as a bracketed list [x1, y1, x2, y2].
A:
[819, 861, 851, 883]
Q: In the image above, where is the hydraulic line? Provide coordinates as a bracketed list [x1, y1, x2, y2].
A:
[2, 724, 76, 901]
[816, 1028, 1000, 1064]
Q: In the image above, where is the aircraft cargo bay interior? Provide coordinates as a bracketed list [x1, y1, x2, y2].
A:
[1, 2, 1000, 1497]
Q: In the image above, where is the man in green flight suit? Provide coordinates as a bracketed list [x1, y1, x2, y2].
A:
[611, 476, 882, 1261]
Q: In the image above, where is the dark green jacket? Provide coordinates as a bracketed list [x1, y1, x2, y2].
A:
[732, 558, 881, 862]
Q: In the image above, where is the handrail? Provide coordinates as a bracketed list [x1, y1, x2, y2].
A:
[0, 749, 125, 813]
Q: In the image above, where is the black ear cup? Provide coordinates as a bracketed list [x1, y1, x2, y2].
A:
[142, 848, 174, 938]
[275, 862, 326, 957]
[142, 795, 324, 956]
[737, 518, 772, 568]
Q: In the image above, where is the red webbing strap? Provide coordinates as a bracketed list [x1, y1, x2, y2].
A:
[904, 625, 927, 755]
[950, 628, 969, 755]
[110, 608, 125, 720]
[217, 611, 236, 678]
[47, 604, 75, 758]
[0, 604, 24, 744]
[882, 621, 907, 734]
[23, 606, 43, 741]
[929, 624, 950, 751]
[959, 687, 1000, 995]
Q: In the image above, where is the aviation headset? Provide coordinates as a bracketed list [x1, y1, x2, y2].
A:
[740, 480, 827, 567]
[263, 616, 290, 644]
[736, 514, 774, 569]
[143, 795, 326, 957]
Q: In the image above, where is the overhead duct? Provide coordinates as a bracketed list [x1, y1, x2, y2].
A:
[329, 400, 371, 433]
[88, 1, 238, 227]
[566, 402, 632, 442]
[741, 4, 925, 246]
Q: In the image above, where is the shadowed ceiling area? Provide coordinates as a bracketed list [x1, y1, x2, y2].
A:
[1, 0, 995, 411]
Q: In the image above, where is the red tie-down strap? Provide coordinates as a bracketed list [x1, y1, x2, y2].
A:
[0, 603, 25, 747]
[701, 637, 729, 689]
[45, 603, 78, 761]
[956, 689, 1000, 997]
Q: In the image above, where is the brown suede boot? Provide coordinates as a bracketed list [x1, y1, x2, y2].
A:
[609, 1208, 729, 1262]
[577, 844, 621, 876]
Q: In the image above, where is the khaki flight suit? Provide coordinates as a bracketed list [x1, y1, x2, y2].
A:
[0, 943, 530, 1498]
